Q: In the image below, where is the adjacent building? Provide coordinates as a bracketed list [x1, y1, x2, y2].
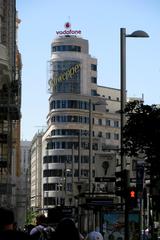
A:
[0, 0, 21, 211]
[30, 132, 44, 210]
[16, 140, 31, 228]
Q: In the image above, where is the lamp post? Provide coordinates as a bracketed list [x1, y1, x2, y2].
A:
[120, 28, 149, 240]
[120, 28, 149, 170]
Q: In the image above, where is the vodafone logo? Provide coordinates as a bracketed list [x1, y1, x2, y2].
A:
[56, 22, 81, 35]
[64, 22, 71, 29]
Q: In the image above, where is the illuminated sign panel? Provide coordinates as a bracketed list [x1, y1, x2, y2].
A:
[50, 63, 81, 89]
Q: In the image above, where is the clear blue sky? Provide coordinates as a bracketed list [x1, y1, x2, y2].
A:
[16, 0, 160, 140]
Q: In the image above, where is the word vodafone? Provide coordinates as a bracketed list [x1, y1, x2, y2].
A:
[56, 29, 81, 35]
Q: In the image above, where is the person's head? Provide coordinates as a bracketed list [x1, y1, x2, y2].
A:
[55, 218, 80, 240]
[86, 231, 104, 240]
[0, 230, 31, 240]
[0, 207, 14, 231]
[36, 214, 46, 226]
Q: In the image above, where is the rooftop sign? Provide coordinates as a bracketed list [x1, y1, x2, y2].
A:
[56, 22, 81, 35]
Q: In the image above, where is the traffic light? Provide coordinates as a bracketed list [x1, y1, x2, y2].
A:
[115, 169, 129, 197]
[127, 186, 137, 209]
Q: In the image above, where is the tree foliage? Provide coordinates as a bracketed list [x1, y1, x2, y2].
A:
[123, 100, 160, 176]
[25, 209, 37, 225]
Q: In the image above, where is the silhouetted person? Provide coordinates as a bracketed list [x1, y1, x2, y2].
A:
[0, 207, 30, 240]
[54, 218, 81, 240]
[0, 207, 15, 231]
[30, 214, 51, 240]
[86, 231, 104, 240]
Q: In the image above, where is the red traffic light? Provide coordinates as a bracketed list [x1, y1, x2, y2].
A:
[128, 186, 137, 199]
[128, 186, 137, 209]
[130, 190, 136, 198]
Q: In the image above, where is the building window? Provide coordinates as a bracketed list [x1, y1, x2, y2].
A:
[93, 143, 98, 150]
[66, 183, 72, 192]
[51, 115, 89, 125]
[44, 197, 56, 206]
[43, 183, 56, 191]
[91, 77, 97, 83]
[43, 169, 62, 177]
[52, 45, 81, 52]
[91, 64, 97, 71]
[81, 156, 89, 163]
[81, 169, 89, 177]
[91, 90, 97, 96]
[106, 119, 111, 126]
[114, 133, 119, 140]
[74, 170, 79, 177]
[106, 132, 111, 139]
[50, 100, 90, 111]
[43, 155, 72, 164]
[98, 132, 102, 137]
[98, 119, 102, 125]
[114, 121, 119, 128]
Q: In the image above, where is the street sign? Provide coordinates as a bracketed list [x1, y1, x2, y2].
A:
[95, 177, 115, 182]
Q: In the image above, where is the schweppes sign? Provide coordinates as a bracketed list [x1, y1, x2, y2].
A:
[50, 63, 81, 89]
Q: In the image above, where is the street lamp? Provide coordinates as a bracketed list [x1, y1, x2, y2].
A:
[120, 28, 149, 170]
[120, 28, 149, 240]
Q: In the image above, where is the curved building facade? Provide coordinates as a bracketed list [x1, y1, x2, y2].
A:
[41, 33, 120, 210]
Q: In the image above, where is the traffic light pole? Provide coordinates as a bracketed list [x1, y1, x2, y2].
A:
[125, 197, 129, 240]
[115, 169, 130, 240]
[124, 170, 130, 240]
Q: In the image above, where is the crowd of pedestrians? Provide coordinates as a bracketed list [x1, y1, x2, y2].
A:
[0, 207, 104, 240]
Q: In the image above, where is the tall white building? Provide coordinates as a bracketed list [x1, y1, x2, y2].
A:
[39, 26, 121, 210]
[30, 26, 121, 231]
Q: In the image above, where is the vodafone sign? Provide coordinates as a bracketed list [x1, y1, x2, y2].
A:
[56, 22, 81, 35]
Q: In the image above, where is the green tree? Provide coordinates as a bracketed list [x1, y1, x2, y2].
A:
[25, 209, 37, 225]
[123, 100, 160, 237]
[123, 100, 160, 221]
[123, 100, 160, 177]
